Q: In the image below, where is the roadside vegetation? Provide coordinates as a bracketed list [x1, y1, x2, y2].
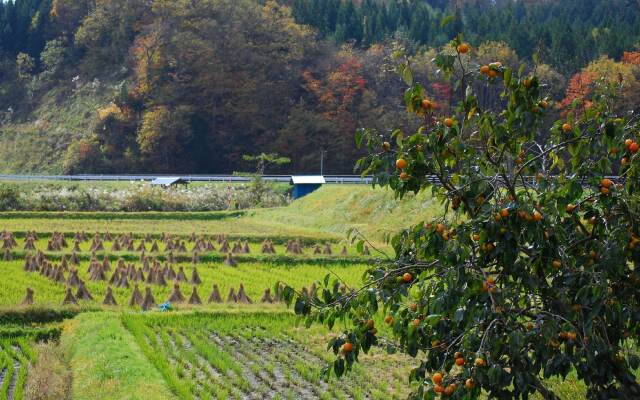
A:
[0, 181, 289, 212]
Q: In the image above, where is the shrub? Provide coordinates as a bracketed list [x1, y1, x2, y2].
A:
[0, 182, 289, 212]
[0, 184, 21, 210]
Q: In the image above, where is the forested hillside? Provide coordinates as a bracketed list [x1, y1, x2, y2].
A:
[0, 0, 639, 174]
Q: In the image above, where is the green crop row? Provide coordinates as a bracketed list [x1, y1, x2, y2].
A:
[0, 338, 34, 400]
[121, 313, 411, 400]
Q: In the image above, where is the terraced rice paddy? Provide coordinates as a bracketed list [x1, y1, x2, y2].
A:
[0, 191, 405, 399]
[0, 338, 34, 400]
[121, 313, 410, 400]
[0, 229, 370, 309]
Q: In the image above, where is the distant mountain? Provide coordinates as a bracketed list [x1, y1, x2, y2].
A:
[0, 0, 638, 174]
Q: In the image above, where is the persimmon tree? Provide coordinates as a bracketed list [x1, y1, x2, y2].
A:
[281, 36, 640, 399]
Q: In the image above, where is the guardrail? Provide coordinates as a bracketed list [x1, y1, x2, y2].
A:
[0, 174, 375, 184]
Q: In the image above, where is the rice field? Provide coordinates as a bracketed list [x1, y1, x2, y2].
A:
[120, 312, 411, 400]
[0, 259, 368, 310]
[0, 338, 34, 400]
[0, 188, 400, 399]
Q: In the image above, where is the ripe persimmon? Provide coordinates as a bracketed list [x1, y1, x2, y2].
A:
[444, 117, 455, 128]
[562, 123, 572, 132]
[457, 43, 470, 54]
[396, 158, 408, 169]
[403, 272, 413, 283]
[444, 385, 455, 395]
[342, 342, 354, 353]
[455, 357, 465, 366]
[533, 211, 543, 222]
[432, 372, 443, 385]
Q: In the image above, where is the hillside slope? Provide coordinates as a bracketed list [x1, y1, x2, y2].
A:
[0, 82, 115, 173]
[253, 185, 443, 242]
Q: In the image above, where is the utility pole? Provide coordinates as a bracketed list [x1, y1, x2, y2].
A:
[320, 149, 326, 176]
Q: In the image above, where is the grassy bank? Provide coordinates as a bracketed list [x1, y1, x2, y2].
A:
[60, 312, 175, 400]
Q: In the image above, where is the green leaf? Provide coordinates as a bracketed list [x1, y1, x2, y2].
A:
[401, 65, 413, 86]
[334, 359, 345, 377]
[454, 308, 465, 323]
[440, 15, 455, 28]
[503, 68, 512, 86]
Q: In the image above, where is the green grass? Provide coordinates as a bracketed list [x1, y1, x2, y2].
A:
[252, 185, 443, 242]
[60, 312, 175, 400]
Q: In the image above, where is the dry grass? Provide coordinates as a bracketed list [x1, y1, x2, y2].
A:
[24, 342, 71, 400]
